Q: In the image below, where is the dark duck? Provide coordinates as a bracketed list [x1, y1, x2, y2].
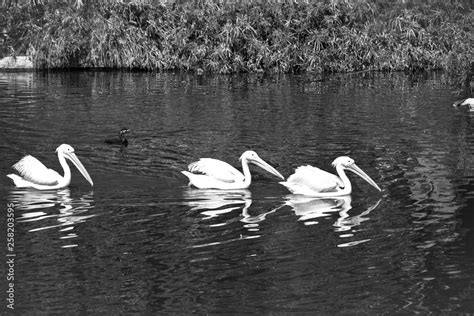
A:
[105, 128, 130, 146]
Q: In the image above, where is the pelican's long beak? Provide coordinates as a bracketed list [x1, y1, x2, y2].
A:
[347, 164, 381, 192]
[66, 152, 94, 186]
[250, 157, 285, 180]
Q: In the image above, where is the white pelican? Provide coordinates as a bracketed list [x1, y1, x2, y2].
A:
[7, 144, 93, 190]
[181, 150, 284, 189]
[280, 156, 381, 197]
[453, 98, 474, 110]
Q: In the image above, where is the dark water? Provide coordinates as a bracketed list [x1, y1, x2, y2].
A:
[1, 71, 473, 314]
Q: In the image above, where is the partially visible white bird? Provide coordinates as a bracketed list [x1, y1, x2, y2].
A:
[7, 144, 93, 190]
[453, 97, 474, 110]
[181, 150, 284, 189]
[280, 156, 381, 197]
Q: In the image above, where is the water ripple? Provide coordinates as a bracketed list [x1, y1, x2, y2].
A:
[9, 188, 95, 248]
[1, 71, 474, 314]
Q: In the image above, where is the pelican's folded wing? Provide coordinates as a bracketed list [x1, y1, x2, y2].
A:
[188, 158, 245, 183]
[286, 165, 343, 193]
[12, 155, 60, 185]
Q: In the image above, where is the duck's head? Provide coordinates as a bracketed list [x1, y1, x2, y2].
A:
[120, 128, 130, 136]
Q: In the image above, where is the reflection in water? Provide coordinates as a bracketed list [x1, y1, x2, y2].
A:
[240, 203, 284, 225]
[334, 198, 381, 233]
[9, 189, 95, 248]
[1, 72, 474, 313]
[181, 188, 285, 249]
[182, 188, 282, 227]
[284, 195, 381, 246]
[284, 195, 353, 225]
[181, 188, 253, 248]
[182, 188, 251, 220]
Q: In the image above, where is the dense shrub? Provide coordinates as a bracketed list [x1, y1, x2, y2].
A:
[0, 0, 472, 82]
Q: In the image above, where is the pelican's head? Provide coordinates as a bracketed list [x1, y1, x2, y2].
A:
[239, 150, 259, 161]
[56, 144, 75, 155]
[56, 144, 94, 186]
[332, 156, 381, 192]
[453, 98, 474, 111]
[240, 150, 285, 180]
[332, 156, 355, 168]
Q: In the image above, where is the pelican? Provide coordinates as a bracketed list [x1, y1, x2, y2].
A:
[453, 98, 474, 110]
[181, 150, 284, 189]
[105, 128, 130, 146]
[7, 144, 94, 190]
[280, 156, 381, 197]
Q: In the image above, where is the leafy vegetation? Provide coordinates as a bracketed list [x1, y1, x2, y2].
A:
[1, 0, 472, 83]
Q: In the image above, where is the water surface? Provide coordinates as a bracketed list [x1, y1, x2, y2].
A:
[1, 71, 473, 314]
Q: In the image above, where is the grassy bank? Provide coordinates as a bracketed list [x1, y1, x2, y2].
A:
[1, 1, 472, 80]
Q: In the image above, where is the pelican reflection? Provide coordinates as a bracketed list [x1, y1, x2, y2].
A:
[284, 195, 381, 232]
[284, 195, 352, 225]
[9, 188, 95, 248]
[182, 188, 252, 219]
[334, 198, 381, 233]
[182, 188, 281, 228]
[241, 203, 285, 224]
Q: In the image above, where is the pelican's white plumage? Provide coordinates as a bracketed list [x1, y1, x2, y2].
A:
[182, 150, 284, 190]
[10, 155, 62, 186]
[282, 165, 344, 194]
[280, 156, 381, 197]
[187, 158, 245, 183]
[453, 97, 474, 108]
[7, 144, 93, 190]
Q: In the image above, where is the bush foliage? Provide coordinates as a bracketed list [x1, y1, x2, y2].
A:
[1, 0, 472, 78]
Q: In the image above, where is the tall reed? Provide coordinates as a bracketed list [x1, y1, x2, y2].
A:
[1, 0, 472, 85]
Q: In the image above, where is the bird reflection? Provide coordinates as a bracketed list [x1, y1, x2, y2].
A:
[182, 188, 251, 218]
[181, 188, 281, 229]
[241, 203, 285, 224]
[284, 195, 381, 232]
[284, 195, 352, 225]
[9, 188, 95, 248]
[334, 198, 381, 232]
